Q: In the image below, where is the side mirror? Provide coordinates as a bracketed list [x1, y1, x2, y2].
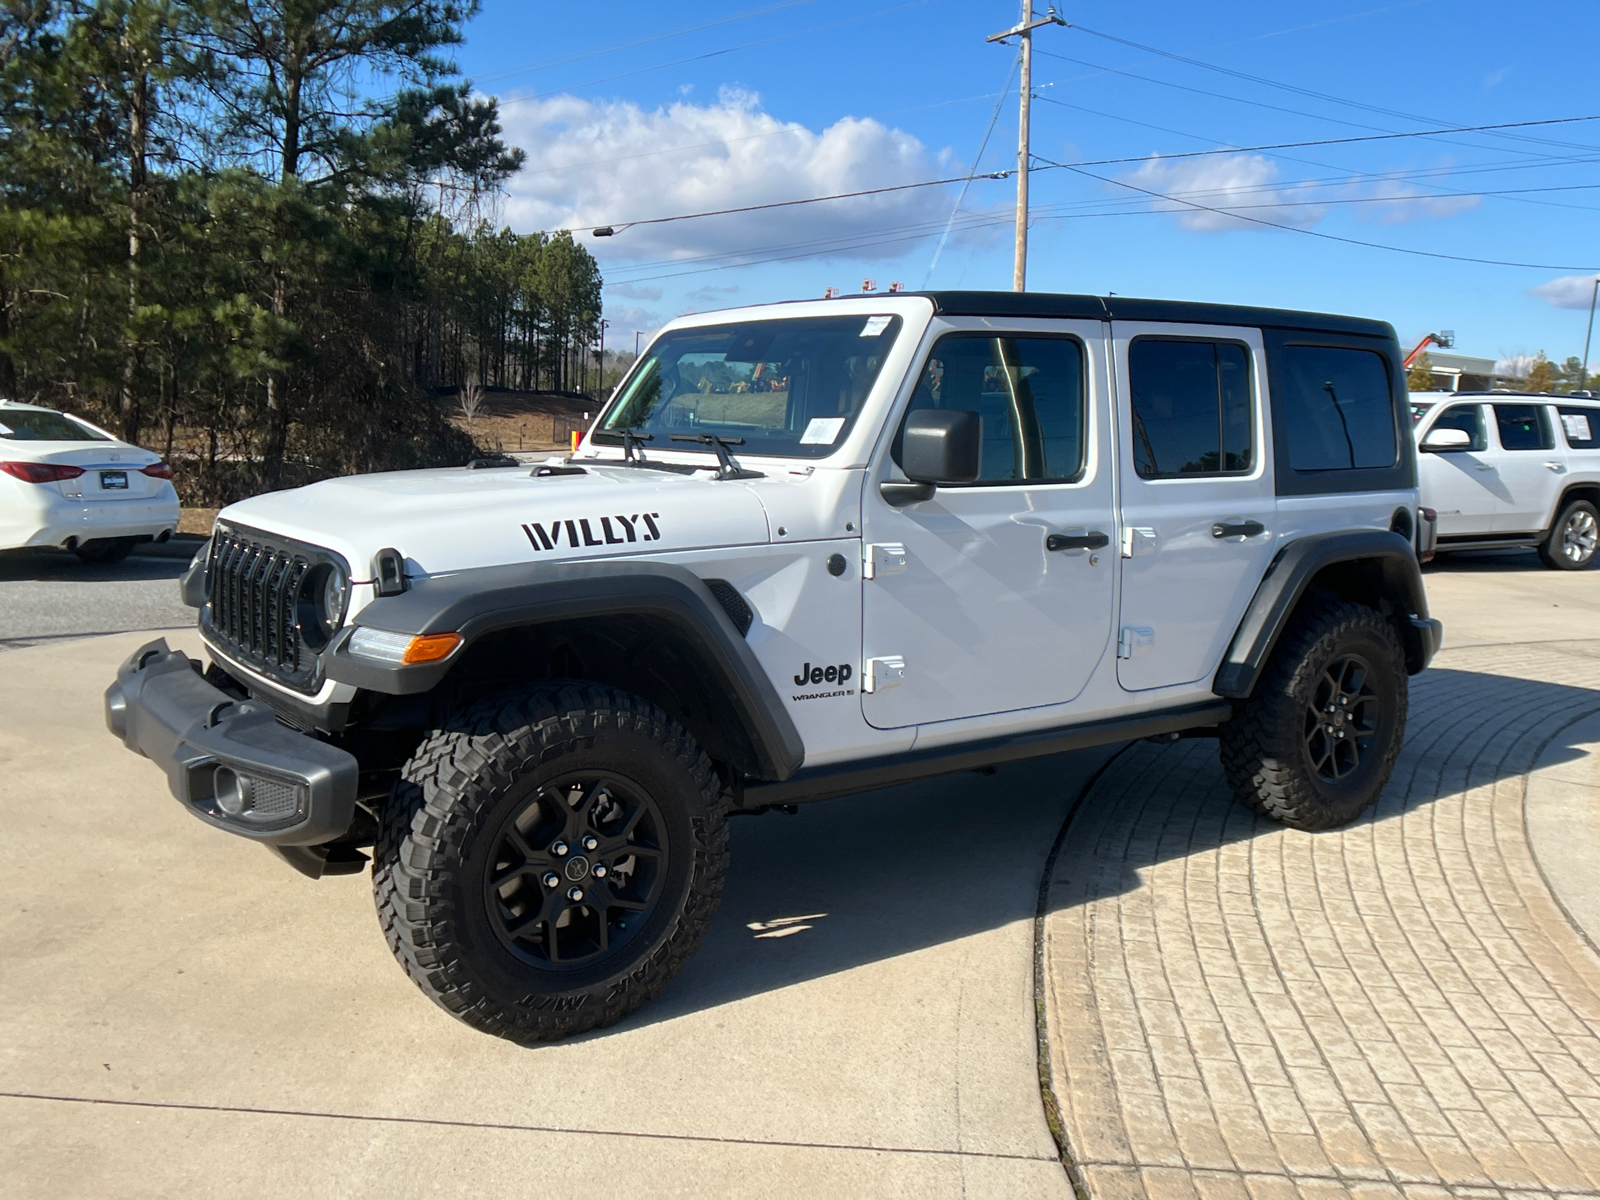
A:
[1420, 426, 1472, 452]
[882, 409, 981, 506]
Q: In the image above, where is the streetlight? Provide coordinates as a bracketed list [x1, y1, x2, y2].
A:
[1581, 277, 1599, 392]
[634, 330, 643, 358]
[598, 318, 609, 395]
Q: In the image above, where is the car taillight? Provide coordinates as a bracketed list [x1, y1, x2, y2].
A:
[141, 462, 173, 479]
[0, 461, 86, 484]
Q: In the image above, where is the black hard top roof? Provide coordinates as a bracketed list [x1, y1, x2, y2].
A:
[902, 291, 1396, 340]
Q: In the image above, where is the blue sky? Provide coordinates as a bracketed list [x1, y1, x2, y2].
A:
[454, 0, 1600, 372]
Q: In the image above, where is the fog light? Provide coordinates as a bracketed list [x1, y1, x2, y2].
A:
[210, 766, 306, 824]
[215, 766, 249, 816]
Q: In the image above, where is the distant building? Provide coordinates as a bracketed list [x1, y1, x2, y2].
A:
[1411, 351, 1498, 392]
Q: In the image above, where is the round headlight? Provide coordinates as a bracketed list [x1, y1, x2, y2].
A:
[322, 566, 347, 631]
[297, 563, 347, 650]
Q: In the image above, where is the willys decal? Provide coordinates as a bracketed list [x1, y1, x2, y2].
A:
[522, 512, 661, 552]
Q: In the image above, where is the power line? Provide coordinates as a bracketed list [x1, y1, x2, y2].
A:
[566, 114, 1600, 236]
[1037, 155, 1600, 272]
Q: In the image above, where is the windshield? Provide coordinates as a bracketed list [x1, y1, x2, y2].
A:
[594, 314, 903, 459]
[0, 409, 110, 441]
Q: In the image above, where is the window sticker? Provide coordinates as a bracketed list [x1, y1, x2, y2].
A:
[1562, 413, 1592, 441]
[799, 416, 846, 445]
[860, 315, 893, 338]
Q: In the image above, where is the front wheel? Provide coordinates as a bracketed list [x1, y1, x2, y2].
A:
[1219, 600, 1407, 831]
[1539, 499, 1599, 570]
[373, 683, 729, 1043]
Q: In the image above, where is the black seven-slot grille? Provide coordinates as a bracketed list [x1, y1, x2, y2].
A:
[202, 525, 342, 693]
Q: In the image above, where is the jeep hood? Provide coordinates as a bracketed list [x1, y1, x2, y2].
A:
[215, 462, 772, 579]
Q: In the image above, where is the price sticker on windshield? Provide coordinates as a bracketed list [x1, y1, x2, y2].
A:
[859, 315, 893, 338]
[800, 417, 846, 445]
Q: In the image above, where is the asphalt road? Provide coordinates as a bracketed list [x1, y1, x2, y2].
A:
[0, 548, 194, 650]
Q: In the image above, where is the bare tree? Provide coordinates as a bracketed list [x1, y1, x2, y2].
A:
[459, 377, 485, 429]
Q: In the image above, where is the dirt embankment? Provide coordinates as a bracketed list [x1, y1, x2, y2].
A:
[444, 389, 597, 452]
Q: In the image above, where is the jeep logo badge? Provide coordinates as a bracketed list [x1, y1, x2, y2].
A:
[794, 662, 852, 686]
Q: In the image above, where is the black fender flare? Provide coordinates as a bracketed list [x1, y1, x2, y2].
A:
[324, 561, 805, 782]
[1213, 529, 1441, 699]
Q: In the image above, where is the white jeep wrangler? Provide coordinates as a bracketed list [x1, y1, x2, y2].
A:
[105, 291, 1441, 1043]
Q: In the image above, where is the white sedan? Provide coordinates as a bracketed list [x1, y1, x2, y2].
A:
[0, 400, 181, 563]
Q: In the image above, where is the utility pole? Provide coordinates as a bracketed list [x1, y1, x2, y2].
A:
[1581, 277, 1599, 392]
[988, 4, 1066, 292]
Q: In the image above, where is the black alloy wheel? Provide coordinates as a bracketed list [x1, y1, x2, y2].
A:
[1219, 599, 1407, 831]
[1302, 655, 1380, 783]
[485, 774, 668, 969]
[373, 683, 729, 1043]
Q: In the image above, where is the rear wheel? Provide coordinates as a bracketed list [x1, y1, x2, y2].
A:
[373, 683, 729, 1043]
[1539, 499, 1599, 570]
[74, 537, 137, 564]
[1219, 600, 1407, 831]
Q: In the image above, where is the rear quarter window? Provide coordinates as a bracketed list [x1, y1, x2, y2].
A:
[1279, 346, 1397, 471]
[1558, 406, 1600, 449]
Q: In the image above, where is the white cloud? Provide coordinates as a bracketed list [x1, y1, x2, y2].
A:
[497, 87, 957, 265]
[1531, 274, 1600, 310]
[1358, 180, 1480, 225]
[607, 282, 662, 301]
[1484, 66, 1510, 88]
[1117, 153, 1324, 232]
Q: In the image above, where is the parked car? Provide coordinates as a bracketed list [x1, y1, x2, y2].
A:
[0, 400, 180, 563]
[1411, 391, 1600, 569]
[106, 291, 1440, 1043]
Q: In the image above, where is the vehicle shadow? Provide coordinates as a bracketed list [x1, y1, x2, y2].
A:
[1424, 547, 1545, 574]
[0, 547, 188, 583]
[616, 665, 1600, 1034]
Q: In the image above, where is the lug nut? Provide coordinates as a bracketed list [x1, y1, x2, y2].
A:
[552, 841, 568, 856]
[593, 864, 608, 878]
[582, 836, 598, 851]
[567, 886, 584, 902]
[542, 872, 560, 888]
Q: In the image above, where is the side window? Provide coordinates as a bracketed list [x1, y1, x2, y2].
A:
[898, 334, 1084, 483]
[1431, 404, 1487, 452]
[1494, 404, 1554, 451]
[1557, 406, 1598, 449]
[1280, 345, 1397, 471]
[1127, 339, 1253, 478]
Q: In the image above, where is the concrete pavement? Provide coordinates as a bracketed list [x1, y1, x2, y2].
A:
[0, 549, 193, 649]
[0, 630, 1101, 1198]
[1039, 553, 1600, 1197]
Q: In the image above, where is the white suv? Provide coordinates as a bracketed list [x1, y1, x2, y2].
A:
[1412, 391, 1600, 569]
[106, 291, 1441, 1043]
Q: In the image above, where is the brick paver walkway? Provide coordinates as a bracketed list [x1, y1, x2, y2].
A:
[1041, 642, 1600, 1198]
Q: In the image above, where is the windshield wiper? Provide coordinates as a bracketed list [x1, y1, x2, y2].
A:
[669, 432, 764, 480]
[616, 427, 652, 463]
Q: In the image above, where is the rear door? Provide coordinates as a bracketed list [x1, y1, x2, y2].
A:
[1416, 402, 1499, 536]
[1490, 402, 1565, 532]
[859, 318, 1116, 729]
[1112, 323, 1277, 692]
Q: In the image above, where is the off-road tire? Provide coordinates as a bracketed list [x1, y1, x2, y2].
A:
[1538, 499, 1599, 571]
[372, 682, 729, 1043]
[75, 537, 137, 564]
[1219, 600, 1406, 831]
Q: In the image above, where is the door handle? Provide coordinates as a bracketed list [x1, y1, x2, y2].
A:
[1546, 461, 1567, 472]
[1047, 530, 1110, 552]
[1474, 464, 1496, 471]
[1211, 520, 1266, 539]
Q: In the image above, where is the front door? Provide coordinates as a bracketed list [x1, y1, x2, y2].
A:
[860, 319, 1116, 730]
[1490, 402, 1566, 533]
[1417, 402, 1499, 537]
[1113, 324, 1278, 692]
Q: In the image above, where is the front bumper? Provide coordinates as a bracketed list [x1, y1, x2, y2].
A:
[104, 638, 358, 846]
[1409, 616, 1444, 673]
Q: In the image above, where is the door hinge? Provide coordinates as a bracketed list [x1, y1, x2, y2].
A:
[863, 542, 908, 579]
[862, 655, 906, 693]
[1118, 627, 1155, 659]
[1121, 527, 1157, 558]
